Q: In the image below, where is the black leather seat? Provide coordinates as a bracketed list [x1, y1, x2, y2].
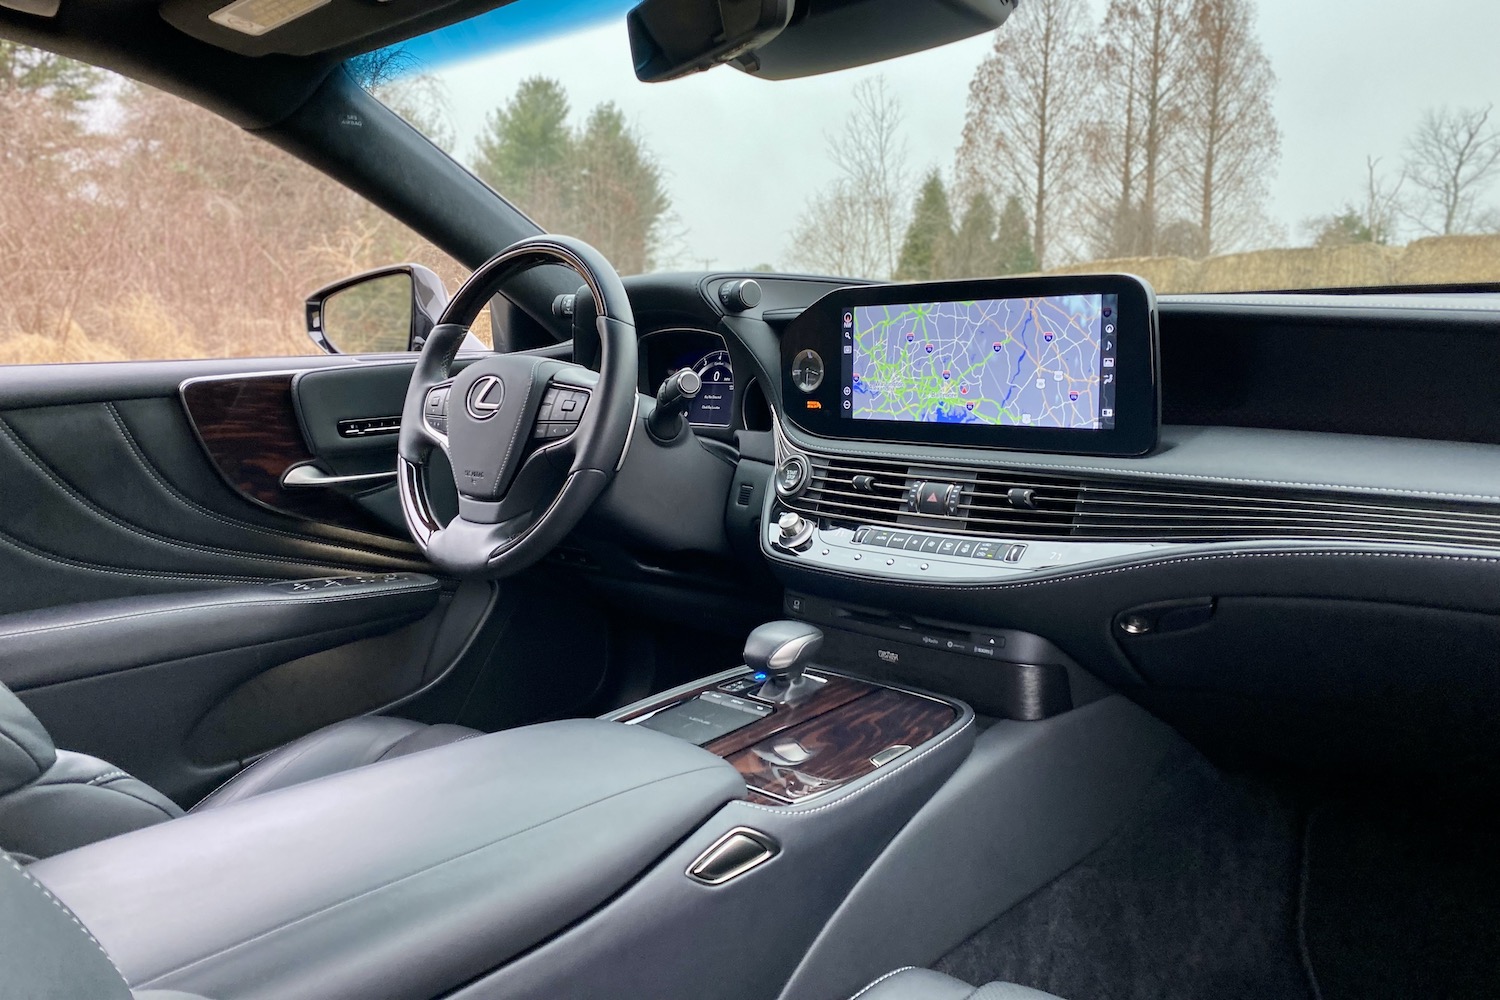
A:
[0, 680, 477, 861]
[855, 968, 1066, 1000]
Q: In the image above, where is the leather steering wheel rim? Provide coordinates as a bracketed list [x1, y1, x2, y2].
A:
[397, 235, 637, 578]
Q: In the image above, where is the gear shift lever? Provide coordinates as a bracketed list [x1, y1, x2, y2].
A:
[744, 620, 824, 703]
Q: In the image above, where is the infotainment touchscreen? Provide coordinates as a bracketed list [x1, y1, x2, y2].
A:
[844, 294, 1117, 430]
[781, 274, 1157, 456]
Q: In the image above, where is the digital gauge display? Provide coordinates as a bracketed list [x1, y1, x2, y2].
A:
[643, 329, 737, 428]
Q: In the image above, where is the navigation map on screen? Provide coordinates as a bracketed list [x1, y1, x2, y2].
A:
[844, 294, 1117, 430]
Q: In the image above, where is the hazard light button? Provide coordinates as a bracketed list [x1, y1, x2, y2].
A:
[907, 481, 962, 516]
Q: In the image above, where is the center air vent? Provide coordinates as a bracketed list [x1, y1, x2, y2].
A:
[784, 448, 1500, 549]
[793, 455, 1082, 539]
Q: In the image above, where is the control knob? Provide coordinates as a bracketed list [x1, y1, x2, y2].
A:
[718, 279, 762, 312]
[775, 511, 814, 552]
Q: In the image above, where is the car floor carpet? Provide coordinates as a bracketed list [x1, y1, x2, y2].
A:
[932, 756, 1314, 1000]
[1299, 797, 1500, 1000]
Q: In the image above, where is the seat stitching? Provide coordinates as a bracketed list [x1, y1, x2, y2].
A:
[84, 770, 129, 785]
[849, 967, 918, 1000]
[105, 402, 398, 558]
[2, 851, 128, 984]
[0, 416, 363, 573]
[0, 586, 440, 642]
[140, 763, 736, 987]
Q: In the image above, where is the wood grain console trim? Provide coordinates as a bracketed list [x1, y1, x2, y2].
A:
[726, 687, 957, 802]
[181, 373, 394, 534]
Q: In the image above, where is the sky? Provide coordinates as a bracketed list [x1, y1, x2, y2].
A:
[388, 0, 1500, 272]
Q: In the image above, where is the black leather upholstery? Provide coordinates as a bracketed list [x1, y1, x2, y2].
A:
[0, 847, 133, 1000]
[190, 716, 478, 812]
[0, 673, 478, 860]
[855, 968, 1065, 1000]
[0, 750, 182, 864]
[0, 681, 52, 796]
[31, 720, 745, 1000]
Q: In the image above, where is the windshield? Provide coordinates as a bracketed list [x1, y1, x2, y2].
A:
[367, 0, 1500, 292]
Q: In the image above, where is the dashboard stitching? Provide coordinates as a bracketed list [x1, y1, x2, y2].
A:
[739, 713, 974, 818]
[780, 432, 1500, 503]
[779, 548, 1500, 593]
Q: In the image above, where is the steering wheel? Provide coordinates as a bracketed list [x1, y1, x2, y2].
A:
[397, 235, 637, 577]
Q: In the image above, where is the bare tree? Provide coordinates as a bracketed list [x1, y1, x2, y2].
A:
[1176, 0, 1279, 254]
[1085, 0, 1191, 257]
[788, 77, 909, 278]
[1362, 155, 1405, 244]
[956, 0, 1094, 268]
[1403, 104, 1500, 235]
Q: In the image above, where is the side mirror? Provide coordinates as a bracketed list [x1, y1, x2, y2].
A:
[305, 263, 449, 355]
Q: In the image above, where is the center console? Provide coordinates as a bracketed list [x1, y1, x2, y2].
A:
[608, 620, 962, 805]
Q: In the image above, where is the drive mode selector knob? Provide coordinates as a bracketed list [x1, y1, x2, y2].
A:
[775, 511, 814, 551]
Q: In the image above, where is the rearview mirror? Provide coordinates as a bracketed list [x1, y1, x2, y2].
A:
[305, 263, 449, 355]
[626, 0, 793, 82]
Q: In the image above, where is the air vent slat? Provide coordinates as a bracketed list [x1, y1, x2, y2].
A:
[782, 444, 1500, 549]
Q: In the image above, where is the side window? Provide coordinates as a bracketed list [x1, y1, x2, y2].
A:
[0, 43, 477, 365]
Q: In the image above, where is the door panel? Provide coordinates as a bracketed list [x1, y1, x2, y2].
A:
[0, 355, 487, 801]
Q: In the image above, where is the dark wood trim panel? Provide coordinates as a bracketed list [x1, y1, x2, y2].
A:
[726, 687, 957, 803]
[181, 373, 395, 535]
[620, 669, 961, 805]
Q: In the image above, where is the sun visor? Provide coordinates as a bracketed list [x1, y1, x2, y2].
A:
[159, 0, 518, 58]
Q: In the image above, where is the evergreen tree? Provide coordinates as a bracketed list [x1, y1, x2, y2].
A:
[995, 195, 1039, 273]
[946, 192, 999, 278]
[0, 41, 98, 107]
[471, 78, 672, 273]
[895, 169, 953, 280]
[473, 77, 574, 224]
[571, 103, 670, 274]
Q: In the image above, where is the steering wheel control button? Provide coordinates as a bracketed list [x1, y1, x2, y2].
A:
[465, 374, 505, 420]
[532, 387, 590, 444]
[791, 349, 825, 393]
[423, 387, 451, 435]
[774, 455, 810, 497]
[687, 828, 779, 886]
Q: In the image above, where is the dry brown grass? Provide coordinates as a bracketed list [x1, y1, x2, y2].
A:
[1051, 235, 1500, 293]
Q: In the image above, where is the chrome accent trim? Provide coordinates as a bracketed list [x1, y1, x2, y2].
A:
[686, 827, 779, 886]
[281, 463, 397, 488]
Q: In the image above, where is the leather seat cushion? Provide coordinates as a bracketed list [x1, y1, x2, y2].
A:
[191, 716, 480, 812]
[0, 750, 182, 864]
[855, 968, 1066, 1000]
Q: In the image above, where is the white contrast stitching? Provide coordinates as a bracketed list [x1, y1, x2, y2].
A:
[0, 527, 263, 584]
[791, 547, 1500, 593]
[849, 966, 918, 1000]
[2, 851, 127, 984]
[0, 416, 359, 573]
[84, 771, 129, 785]
[0, 586, 440, 642]
[105, 402, 398, 558]
[742, 715, 975, 818]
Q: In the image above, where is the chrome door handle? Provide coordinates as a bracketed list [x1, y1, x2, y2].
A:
[281, 463, 398, 489]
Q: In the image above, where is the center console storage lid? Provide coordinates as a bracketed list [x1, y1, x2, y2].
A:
[30, 719, 744, 1000]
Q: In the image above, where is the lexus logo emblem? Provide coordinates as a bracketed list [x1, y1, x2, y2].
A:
[465, 375, 505, 420]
